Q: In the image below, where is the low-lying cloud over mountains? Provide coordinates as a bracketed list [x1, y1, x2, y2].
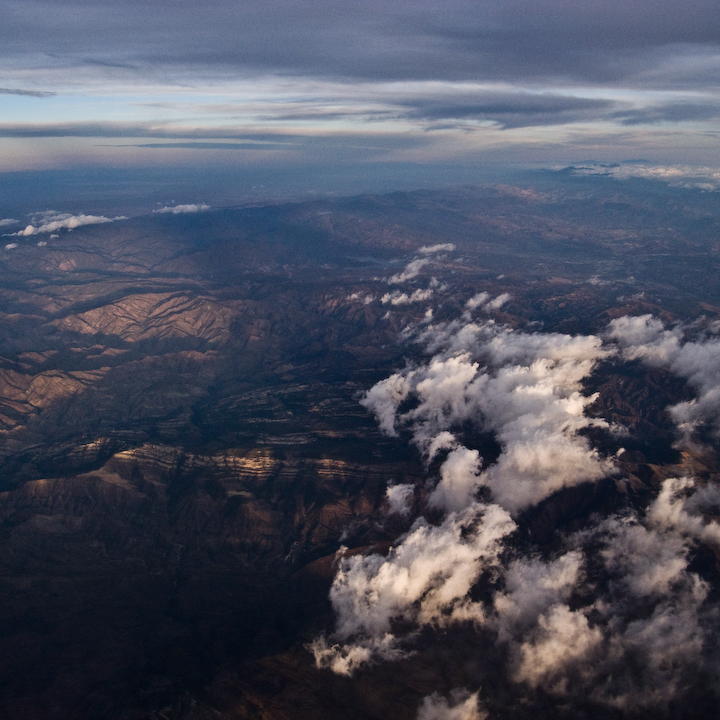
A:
[314, 309, 720, 717]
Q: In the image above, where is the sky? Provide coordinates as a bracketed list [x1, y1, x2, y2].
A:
[1, 0, 720, 204]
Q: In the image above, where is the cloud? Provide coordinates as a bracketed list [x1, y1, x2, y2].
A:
[605, 314, 680, 363]
[417, 690, 485, 720]
[606, 314, 720, 438]
[0, 122, 305, 140]
[381, 288, 434, 305]
[418, 243, 456, 255]
[11, 211, 125, 236]
[648, 476, 720, 547]
[153, 203, 210, 214]
[492, 481, 715, 709]
[120, 142, 286, 150]
[512, 604, 603, 693]
[463, 293, 509, 318]
[318, 318, 612, 674]
[492, 551, 583, 643]
[605, 599, 707, 710]
[403, 92, 615, 129]
[599, 515, 692, 598]
[3, 0, 720, 89]
[465, 292, 489, 311]
[311, 502, 515, 674]
[0, 87, 55, 97]
[610, 102, 720, 126]
[360, 372, 412, 436]
[388, 258, 431, 284]
[318, 310, 720, 711]
[348, 292, 375, 305]
[567, 162, 720, 191]
[363, 320, 614, 514]
[3, 2, 720, 179]
[428, 446, 482, 513]
[385, 483, 415, 516]
[574, 494, 712, 710]
[484, 293, 510, 310]
[0, 219, 18, 227]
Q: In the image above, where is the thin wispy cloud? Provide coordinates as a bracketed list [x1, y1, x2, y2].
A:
[120, 142, 286, 150]
[567, 162, 720, 190]
[0, 87, 55, 97]
[0, 123, 304, 139]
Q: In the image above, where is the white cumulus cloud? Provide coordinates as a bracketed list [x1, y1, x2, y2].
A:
[485, 292, 510, 310]
[388, 257, 431, 284]
[417, 690, 485, 720]
[381, 288, 434, 305]
[311, 503, 515, 674]
[315, 310, 720, 712]
[363, 320, 614, 514]
[12, 211, 125, 236]
[465, 292, 489, 311]
[385, 483, 415, 516]
[153, 203, 210, 214]
[417, 243, 456, 255]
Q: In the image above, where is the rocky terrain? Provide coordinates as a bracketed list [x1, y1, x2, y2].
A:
[1, 176, 720, 718]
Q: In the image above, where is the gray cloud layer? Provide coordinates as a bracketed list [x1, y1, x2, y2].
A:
[1, 0, 720, 173]
[0, 123, 302, 139]
[0, 87, 55, 97]
[2, 1, 719, 87]
[402, 93, 616, 129]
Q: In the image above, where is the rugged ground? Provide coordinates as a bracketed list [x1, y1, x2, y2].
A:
[1, 177, 720, 718]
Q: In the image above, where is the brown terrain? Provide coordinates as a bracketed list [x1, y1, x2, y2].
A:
[1, 181, 720, 718]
